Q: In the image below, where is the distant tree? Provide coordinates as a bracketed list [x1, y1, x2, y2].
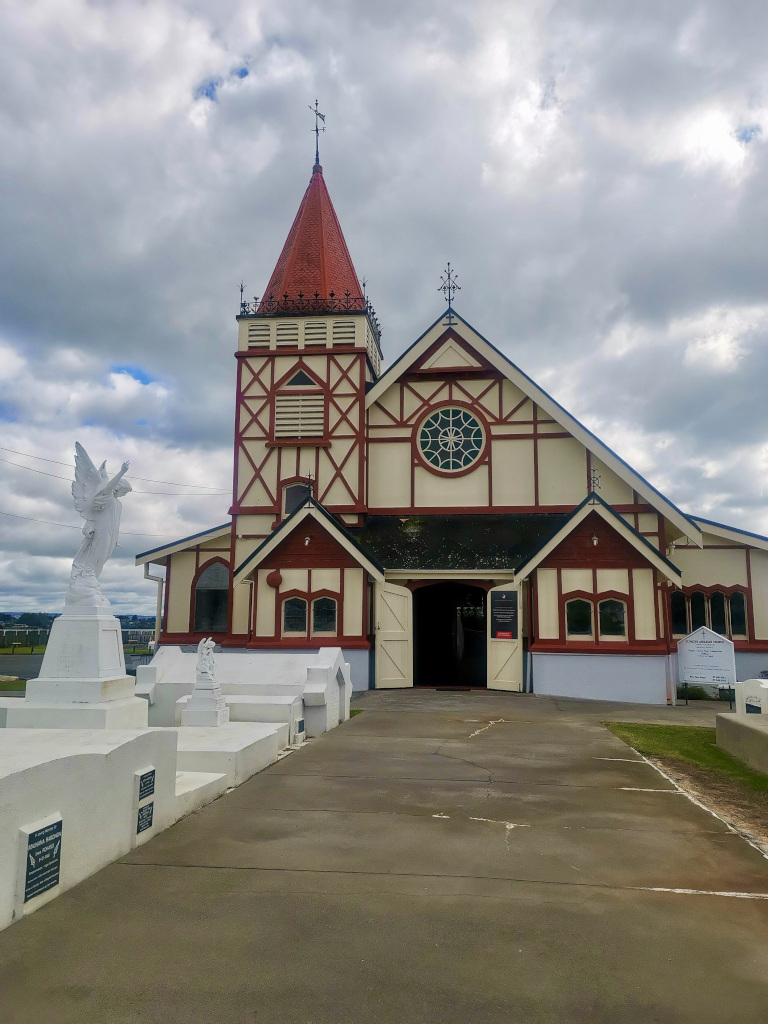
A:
[15, 613, 57, 628]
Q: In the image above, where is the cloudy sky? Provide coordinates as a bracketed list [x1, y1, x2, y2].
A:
[1, 0, 767, 614]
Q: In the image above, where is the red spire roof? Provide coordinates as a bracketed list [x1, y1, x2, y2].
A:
[261, 164, 362, 302]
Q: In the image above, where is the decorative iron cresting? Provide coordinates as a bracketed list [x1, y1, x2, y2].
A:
[239, 290, 382, 346]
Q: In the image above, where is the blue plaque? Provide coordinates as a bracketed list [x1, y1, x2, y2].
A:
[25, 820, 62, 903]
[138, 769, 155, 801]
[137, 802, 154, 834]
[297, 719, 305, 734]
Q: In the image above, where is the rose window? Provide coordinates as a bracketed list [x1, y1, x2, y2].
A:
[418, 407, 484, 472]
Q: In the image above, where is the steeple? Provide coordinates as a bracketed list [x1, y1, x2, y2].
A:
[260, 164, 363, 305]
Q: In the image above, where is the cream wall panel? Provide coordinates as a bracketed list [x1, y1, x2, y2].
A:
[500, 380, 527, 416]
[235, 515, 273, 535]
[256, 570, 276, 637]
[369, 404, 397, 426]
[343, 568, 364, 636]
[231, 582, 250, 635]
[199, 537, 231, 552]
[298, 447, 315, 477]
[234, 537, 262, 567]
[414, 464, 489, 507]
[674, 547, 748, 587]
[562, 569, 593, 594]
[702, 531, 739, 548]
[536, 568, 560, 639]
[368, 443, 411, 507]
[167, 551, 195, 633]
[491, 440, 535, 505]
[536, 421, 564, 434]
[637, 514, 659, 533]
[280, 569, 309, 592]
[591, 457, 634, 504]
[537, 438, 587, 505]
[750, 550, 768, 640]
[597, 569, 629, 594]
[374, 386, 400, 421]
[632, 569, 656, 640]
[313, 569, 341, 592]
[238, 451, 271, 507]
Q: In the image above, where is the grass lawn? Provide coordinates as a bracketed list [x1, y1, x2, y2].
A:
[0, 645, 46, 655]
[349, 709, 364, 717]
[605, 722, 768, 794]
[0, 679, 26, 691]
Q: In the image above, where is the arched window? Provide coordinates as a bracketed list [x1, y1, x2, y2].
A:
[283, 597, 308, 634]
[690, 591, 707, 631]
[729, 592, 748, 637]
[194, 562, 229, 633]
[598, 599, 627, 637]
[670, 591, 688, 635]
[312, 597, 337, 635]
[566, 599, 593, 637]
[284, 482, 310, 515]
[710, 591, 727, 636]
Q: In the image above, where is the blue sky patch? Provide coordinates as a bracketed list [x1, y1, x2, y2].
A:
[194, 78, 222, 102]
[736, 123, 761, 145]
[111, 365, 155, 385]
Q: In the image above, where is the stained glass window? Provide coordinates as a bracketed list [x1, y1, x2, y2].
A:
[566, 599, 593, 636]
[283, 597, 307, 633]
[599, 599, 626, 637]
[418, 407, 484, 472]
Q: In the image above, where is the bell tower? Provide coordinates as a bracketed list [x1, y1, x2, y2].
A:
[230, 158, 381, 613]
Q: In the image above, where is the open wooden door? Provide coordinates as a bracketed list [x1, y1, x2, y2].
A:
[375, 582, 413, 688]
[487, 582, 523, 691]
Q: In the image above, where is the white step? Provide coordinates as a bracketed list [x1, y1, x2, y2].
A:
[175, 693, 305, 743]
[167, 722, 289, 786]
[173, 770, 228, 820]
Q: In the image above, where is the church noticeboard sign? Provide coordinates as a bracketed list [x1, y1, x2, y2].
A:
[137, 802, 154, 835]
[677, 627, 736, 686]
[25, 820, 62, 903]
[138, 769, 155, 802]
[491, 591, 518, 640]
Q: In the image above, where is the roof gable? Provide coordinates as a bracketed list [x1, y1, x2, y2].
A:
[514, 494, 682, 584]
[233, 499, 384, 586]
[367, 309, 701, 545]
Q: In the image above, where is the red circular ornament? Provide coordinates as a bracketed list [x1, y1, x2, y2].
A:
[266, 570, 282, 589]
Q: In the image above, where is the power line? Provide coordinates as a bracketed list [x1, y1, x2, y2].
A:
[0, 455, 228, 497]
[0, 509, 175, 537]
[0, 446, 229, 492]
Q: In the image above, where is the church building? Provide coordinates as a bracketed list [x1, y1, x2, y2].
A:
[136, 156, 768, 702]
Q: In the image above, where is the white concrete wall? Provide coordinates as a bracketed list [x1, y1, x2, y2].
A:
[532, 653, 668, 704]
[0, 729, 178, 931]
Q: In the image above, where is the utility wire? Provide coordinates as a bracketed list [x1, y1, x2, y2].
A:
[0, 509, 175, 537]
[0, 455, 228, 497]
[0, 446, 229, 492]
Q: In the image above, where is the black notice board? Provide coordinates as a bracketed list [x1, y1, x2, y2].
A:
[137, 802, 154, 835]
[490, 591, 518, 640]
[138, 769, 155, 802]
[25, 820, 62, 903]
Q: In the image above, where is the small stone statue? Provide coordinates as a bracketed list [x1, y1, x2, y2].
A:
[196, 637, 217, 680]
[68, 442, 132, 608]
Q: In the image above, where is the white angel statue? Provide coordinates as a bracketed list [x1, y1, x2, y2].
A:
[196, 637, 217, 680]
[68, 442, 132, 606]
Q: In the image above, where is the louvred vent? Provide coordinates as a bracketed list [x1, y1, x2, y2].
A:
[274, 390, 325, 438]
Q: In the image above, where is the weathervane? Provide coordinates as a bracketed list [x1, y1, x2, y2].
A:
[309, 99, 326, 167]
[439, 263, 460, 324]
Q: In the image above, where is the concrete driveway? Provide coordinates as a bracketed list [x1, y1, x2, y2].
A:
[1, 691, 767, 1023]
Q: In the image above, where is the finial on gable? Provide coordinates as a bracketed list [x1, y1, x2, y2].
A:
[309, 99, 326, 170]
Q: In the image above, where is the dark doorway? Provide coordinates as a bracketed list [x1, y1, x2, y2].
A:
[413, 582, 487, 687]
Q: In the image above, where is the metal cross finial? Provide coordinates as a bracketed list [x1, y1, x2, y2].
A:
[309, 100, 326, 167]
[439, 263, 460, 308]
[589, 466, 602, 503]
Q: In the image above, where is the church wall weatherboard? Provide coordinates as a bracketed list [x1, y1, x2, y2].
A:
[136, 158, 768, 703]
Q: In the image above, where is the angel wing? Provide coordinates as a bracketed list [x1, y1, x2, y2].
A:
[71, 443, 108, 518]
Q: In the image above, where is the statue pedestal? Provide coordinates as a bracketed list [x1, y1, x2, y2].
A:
[6, 605, 147, 729]
[181, 674, 230, 728]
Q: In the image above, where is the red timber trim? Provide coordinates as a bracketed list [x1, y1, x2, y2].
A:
[233, 347, 367, 517]
[189, 556, 231, 637]
[405, 328, 502, 376]
[362, 503, 660, 515]
[163, 556, 171, 634]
